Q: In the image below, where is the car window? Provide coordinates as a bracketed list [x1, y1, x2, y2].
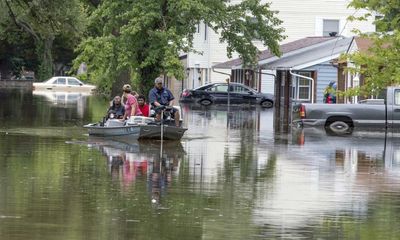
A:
[68, 78, 81, 86]
[207, 84, 228, 92]
[231, 85, 250, 93]
[57, 78, 66, 85]
[395, 90, 400, 105]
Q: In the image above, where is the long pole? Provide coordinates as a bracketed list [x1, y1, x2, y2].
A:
[160, 110, 164, 160]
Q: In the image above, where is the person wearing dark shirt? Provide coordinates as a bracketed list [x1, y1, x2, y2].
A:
[148, 77, 180, 127]
[137, 95, 150, 117]
[107, 95, 125, 119]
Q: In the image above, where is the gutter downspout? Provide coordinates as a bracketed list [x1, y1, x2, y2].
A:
[289, 68, 315, 103]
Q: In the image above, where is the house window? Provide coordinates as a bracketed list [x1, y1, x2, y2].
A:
[298, 79, 310, 100]
[292, 72, 312, 101]
[323, 19, 339, 36]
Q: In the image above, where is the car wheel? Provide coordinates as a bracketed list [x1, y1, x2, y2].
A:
[260, 100, 273, 108]
[199, 99, 212, 106]
[327, 121, 353, 135]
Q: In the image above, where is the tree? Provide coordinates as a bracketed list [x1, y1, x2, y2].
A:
[74, 0, 285, 96]
[1, 0, 85, 80]
[344, 0, 400, 97]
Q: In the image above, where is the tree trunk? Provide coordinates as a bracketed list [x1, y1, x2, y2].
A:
[138, 66, 159, 99]
[111, 68, 130, 97]
[37, 37, 54, 80]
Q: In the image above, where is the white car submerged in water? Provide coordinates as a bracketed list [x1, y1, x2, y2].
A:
[33, 76, 96, 93]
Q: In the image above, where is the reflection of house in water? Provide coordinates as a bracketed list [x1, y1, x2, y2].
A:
[181, 107, 276, 192]
[251, 130, 400, 232]
[292, 129, 400, 172]
[182, 104, 269, 131]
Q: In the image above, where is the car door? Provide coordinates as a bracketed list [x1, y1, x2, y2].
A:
[229, 84, 258, 105]
[205, 84, 229, 104]
[54, 77, 67, 91]
[67, 78, 82, 91]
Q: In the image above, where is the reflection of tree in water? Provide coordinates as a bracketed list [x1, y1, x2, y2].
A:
[0, 89, 34, 125]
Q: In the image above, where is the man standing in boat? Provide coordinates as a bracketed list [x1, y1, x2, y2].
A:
[148, 77, 180, 127]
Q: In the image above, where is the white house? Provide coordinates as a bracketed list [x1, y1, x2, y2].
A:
[181, 0, 375, 92]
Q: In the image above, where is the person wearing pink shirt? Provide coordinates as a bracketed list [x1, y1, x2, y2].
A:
[122, 84, 142, 119]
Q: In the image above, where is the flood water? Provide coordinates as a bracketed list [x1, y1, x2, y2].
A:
[1, 89, 400, 239]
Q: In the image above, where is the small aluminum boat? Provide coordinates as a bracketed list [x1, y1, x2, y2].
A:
[84, 116, 187, 140]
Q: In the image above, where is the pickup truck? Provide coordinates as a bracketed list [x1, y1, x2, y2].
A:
[292, 86, 400, 135]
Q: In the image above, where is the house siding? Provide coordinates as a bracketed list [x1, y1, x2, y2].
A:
[261, 70, 276, 94]
[183, 0, 375, 88]
[304, 62, 338, 103]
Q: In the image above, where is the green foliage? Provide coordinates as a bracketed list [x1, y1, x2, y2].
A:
[0, 0, 86, 80]
[75, 0, 285, 95]
[344, 0, 400, 96]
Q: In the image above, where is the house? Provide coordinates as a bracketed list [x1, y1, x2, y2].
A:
[214, 36, 354, 104]
[179, 0, 376, 92]
[336, 37, 374, 103]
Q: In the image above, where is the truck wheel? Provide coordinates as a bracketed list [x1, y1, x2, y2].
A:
[327, 121, 352, 135]
[261, 100, 273, 108]
[199, 99, 212, 106]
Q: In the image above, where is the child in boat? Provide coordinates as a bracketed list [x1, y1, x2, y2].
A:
[137, 95, 150, 117]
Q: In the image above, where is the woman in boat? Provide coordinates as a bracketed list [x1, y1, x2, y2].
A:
[122, 84, 142, 120]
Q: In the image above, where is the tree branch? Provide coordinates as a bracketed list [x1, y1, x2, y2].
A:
[4, 0, 40, 41]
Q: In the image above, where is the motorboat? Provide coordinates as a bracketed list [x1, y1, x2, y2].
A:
[84, 116, 187, 140]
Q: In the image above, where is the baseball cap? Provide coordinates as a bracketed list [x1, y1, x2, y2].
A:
[122, 84, 132, 91]
[154, 77, 163, 84]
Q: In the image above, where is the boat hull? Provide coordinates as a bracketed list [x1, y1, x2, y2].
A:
[84, 123, 187, 140]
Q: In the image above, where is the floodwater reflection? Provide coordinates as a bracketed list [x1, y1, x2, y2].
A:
[2, 90, 400, 239]
[88, 138, 184, 204]
[251, 128, 400, 238]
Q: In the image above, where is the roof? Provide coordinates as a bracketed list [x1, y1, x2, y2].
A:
[213, 37, 339, 69]
[263, 37, 353, 70]
[354, 37, 374, 53]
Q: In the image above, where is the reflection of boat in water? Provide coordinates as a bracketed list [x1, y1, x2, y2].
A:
[84, 116, 188, 140]
[88, 137, 185, 158]
[33, 90, 91, 104]
[87, 137, 183, 202]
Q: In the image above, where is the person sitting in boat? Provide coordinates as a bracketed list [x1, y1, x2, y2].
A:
[122, 84, 142, 120]
[148, 77, 180, 127]
[107, 95, 125, 119]
[137, 95, 150, 117]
